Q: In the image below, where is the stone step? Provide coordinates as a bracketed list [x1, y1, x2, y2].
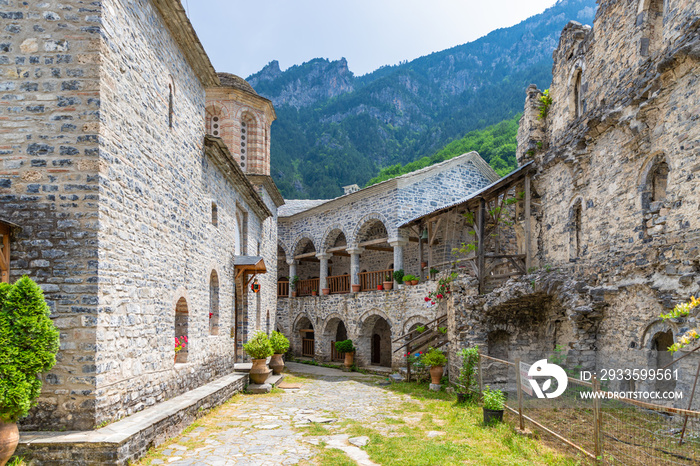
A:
[17, 372, 248, 466]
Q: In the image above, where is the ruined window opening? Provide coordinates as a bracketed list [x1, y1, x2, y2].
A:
[569, 200, 582, 260]
[639, 0, 664, 57]
[487, 330, 510, 360]
[642, 159, 669, 213]
[210, 270, 220, 335]
[175, 297, 189, 363]
[573, 70, 583, 118]
[211, 202, 218, 226]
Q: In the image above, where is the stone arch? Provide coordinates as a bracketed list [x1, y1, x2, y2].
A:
[350, 212, 391, 245]
[205, 104, 226, 137]
[403, 315, 428, 335]
[175, 297, 189, 364]
[642, 320, 678, 392]
[292, 312, 315, 357]
[567, 61, 585, 118]
[359, 311, 393, 367]
[639, 152, 670, 213]
[292, 236, 318, 256]
[322, 313, 350, 361]
[321, 225, 349, 251]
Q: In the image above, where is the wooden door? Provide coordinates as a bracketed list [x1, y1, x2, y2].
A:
[372, 334, 381, 365]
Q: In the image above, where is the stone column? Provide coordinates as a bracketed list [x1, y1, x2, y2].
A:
[389, 238, 408, 285]
[347, 246, 364, 290]
[316, 253, 332, 292]
[287, 259, 298, 297]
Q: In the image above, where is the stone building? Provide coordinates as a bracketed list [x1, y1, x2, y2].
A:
[276, 153, 499, 368]
[0, 0, 282, 431]
[443, 0, 700, 407]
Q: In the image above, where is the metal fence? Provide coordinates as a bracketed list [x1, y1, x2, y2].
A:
[478, 353, 700, 465]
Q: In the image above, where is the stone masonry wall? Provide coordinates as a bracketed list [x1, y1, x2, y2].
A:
[0, 0, 102, 430]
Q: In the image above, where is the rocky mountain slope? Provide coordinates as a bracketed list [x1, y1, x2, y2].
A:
[248, 0, 597, 199]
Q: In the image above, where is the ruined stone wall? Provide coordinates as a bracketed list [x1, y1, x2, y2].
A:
[0, 0, 102, 430]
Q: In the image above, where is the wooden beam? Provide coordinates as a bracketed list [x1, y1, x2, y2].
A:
[294, 251, 318, 259]
[327, 245, 347, 253]
[429, 218, 443, 245]
[525, 175, 532, 272]
[364, 246, 393, 252]
[0, 224, 8, 284]
[407, 237, 419, 243]
[358, 237, 389, 247]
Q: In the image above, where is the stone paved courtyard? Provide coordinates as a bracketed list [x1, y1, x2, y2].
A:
[134, 363, 393, 466]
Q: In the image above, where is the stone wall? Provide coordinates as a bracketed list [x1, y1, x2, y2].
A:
[0, 0, 102, 430]
[278, 281, 444, 368]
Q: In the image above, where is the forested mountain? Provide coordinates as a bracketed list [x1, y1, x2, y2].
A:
[247, 0, 597, 199]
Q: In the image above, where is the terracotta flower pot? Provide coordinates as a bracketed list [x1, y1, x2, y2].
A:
[411, 280, 419, 286]
[322, 288, 330, 295]
[270, 353, 285, 375]
[421, 261, 428, 268]
[0, 421, 19, 466]
[312, 290, 317, 296]
[291, 291, 298, 297]
[351, 284, 361, 292]
[249, 358, 271, 384]
[430, 365, 444, 384]
[383, 281, 393, 291]
[344, 351, 355, 368]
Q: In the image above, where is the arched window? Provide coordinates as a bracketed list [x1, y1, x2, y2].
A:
[639, 0, 664, 57]
[175, 297, 189, 363]
[235, 206, 248, 255]
[211, 202, 218, 226]
[573, 69, 583, 118]
[168, 83, 174, 128]
[642, 157, 669, 214]
[209, 270, 220, 335]
[240, 112, 259, 173]
[651, 330, 675, 392]
[569, 199, 583, 260]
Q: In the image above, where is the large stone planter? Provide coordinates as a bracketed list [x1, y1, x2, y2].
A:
[249, 358, 271, 384]
[0, 421, 19, 466]
[270, 353, 285, 375]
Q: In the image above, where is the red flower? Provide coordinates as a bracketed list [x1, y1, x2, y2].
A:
[209, 312, 213, 318]
[431, 301, 435, 305]
[424, 297, 430, 302]
[437, 294, 444, 299]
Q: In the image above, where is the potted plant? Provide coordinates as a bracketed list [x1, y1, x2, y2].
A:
[351, 283, 361, 292]
[269, 331, 290, 375]
[383, 274, 393, 291]
[421, 261, 428, 269]
[290, 275, 299, 297]
[393, 269, 404, 287]
[482, 386, 506, 424]
[421, 347, 447, 385]
[403, 274, 419, 286]
[322, 288, 330, 295]
[456, 346, 479, 403]
[0, 277, 60, 465]
[335, 339, 356, 369]
[429, 267, 439, 279]
[243, 331, 274, 384]
[174, 335, 188, 363]
[311, 288, 318, 296]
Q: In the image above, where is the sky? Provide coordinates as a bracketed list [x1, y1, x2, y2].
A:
[185, 0, 558, 79]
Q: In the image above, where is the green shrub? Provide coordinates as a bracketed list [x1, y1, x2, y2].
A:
[270, 331, 290, 354]
[243, 331, 273, 360]
[392, 269, 404, 283]
[421, 347, 447, 367]
[0, 276, 60, 422]
[482, 386, 505, 411]
[402, 274, 419, 283]
[334, 339, 355, 354]
[457, 346, 479, 398]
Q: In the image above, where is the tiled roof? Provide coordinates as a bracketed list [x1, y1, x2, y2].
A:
[278, 199, 329, 217]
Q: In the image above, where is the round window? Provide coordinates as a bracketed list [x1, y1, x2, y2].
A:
[213, 130, 218, 136]
[241, 121, 246, 127]
[241, 148, 245, 154]
[241, 142, 245, 147]
[241, 162, 245, 167]
[213, 116, 219, 122]
[241, 156, 245, 160]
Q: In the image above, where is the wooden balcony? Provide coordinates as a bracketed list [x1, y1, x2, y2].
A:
[359, 269, 393, 291]
[277, 280, 289, 297]
[327, 274, 350, 294]
[297, 278, 320, 297]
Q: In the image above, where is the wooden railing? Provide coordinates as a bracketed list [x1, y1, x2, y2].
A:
[297, 278, 320, 297]
[302, 338, 315, 357]
[331, 341, 345, 361]
[327, 274, 350, 294]
[359, 269, 393, 291]
[277, 281, 289, 297]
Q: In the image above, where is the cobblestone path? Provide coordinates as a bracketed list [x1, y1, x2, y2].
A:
[135, 363, 399, 465]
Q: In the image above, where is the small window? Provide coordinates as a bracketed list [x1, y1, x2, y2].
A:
[569, 200, 582, 260]
[573, 70, 583, 118]
[211, 202, 218, 226]
[168, 84, 174, 128]
[642, 158, 669, 214]
[210, 270, 220, 336]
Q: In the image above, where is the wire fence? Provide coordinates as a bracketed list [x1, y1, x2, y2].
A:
[478, 353, 700, 465]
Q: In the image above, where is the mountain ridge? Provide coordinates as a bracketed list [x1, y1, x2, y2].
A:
[247, 0, 598, 199]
